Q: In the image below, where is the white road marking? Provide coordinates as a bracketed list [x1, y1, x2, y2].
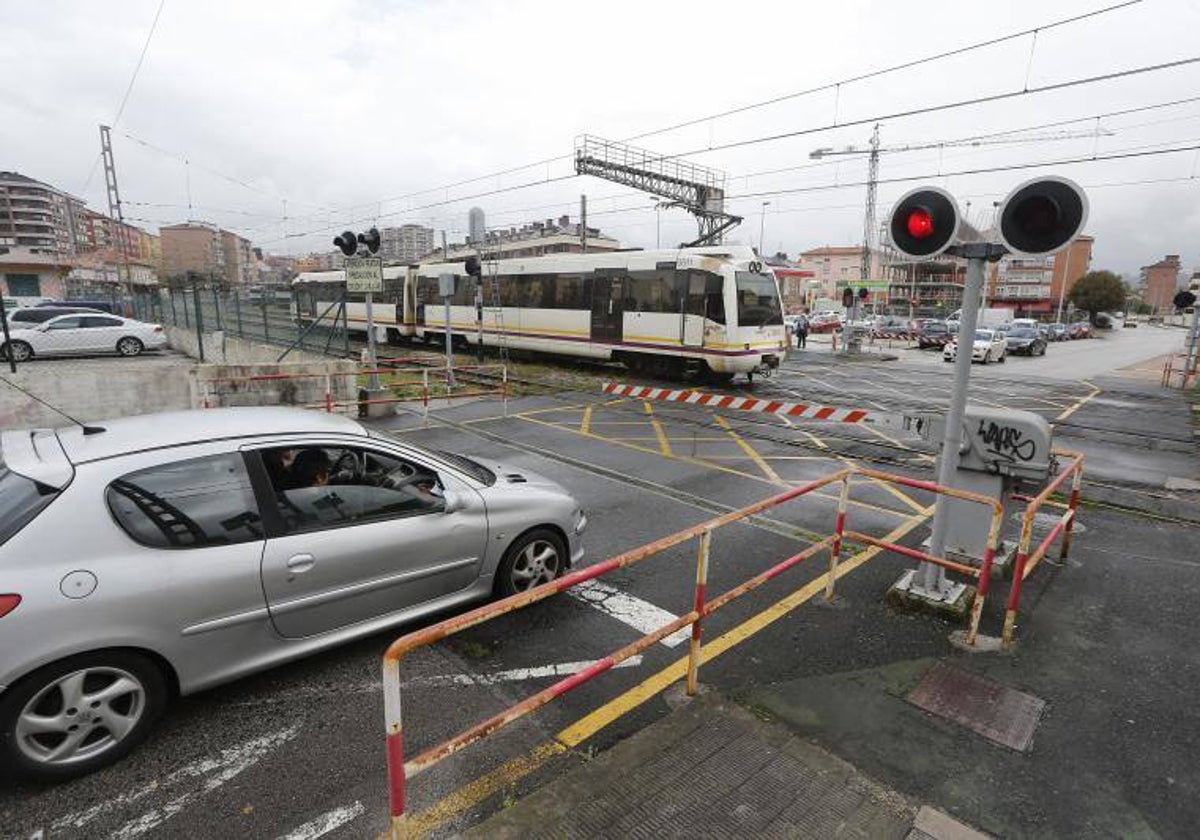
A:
[50, 726, 301, 837]
[569, 579, 690, 647]
[276, 801, 366, 840]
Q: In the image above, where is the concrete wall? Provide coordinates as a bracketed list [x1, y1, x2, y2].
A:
[166, 326, 333, 365]
[190, 359, 359, 411]
[0, 359, 193, 429]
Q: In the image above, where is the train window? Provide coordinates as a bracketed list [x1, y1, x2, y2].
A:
[554, 274, 586, 309]
[681, 270, 725, 325]
[628, 270, 679, 313]
[734, 271, 783, 327]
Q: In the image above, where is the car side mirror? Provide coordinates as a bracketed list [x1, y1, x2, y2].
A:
[441, 490, 465, 514]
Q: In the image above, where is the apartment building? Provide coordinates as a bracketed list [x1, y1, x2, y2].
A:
[987, 236, 1093, 316]
[0, 170, 87, 257]
[380, 224, 435, 264]
[1140, 254, 1183, 313]
[161, 222, 254, 285]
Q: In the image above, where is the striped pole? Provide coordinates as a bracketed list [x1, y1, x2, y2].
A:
[965, 501, 1005, 646]
[1002, 512, 1036, 651]
[686, 528, 712, 696]
[1059, 462, 1084, 560]
[826, 474, 851, 601]
[383, 658, 406, 840]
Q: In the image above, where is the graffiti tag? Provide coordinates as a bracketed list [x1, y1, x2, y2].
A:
[976, 420, 1037, 463]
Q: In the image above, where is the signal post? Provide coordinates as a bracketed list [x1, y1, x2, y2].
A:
[886, 178, 1088, 613]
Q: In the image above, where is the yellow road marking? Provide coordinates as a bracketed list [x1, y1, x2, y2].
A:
[408, 505, 933, 835]
[580, 405, 593, 436]
[715, 415, 783, 484]
[860, 423, 936, 464]
[1055, 380, 1101, 422]
[644, 402, 673, 457]
[800, 430, 829, 450]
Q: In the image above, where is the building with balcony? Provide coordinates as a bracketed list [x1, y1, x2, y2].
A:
[796, 246, 865, 300]
[0, 171, 88, 258]
[432, 215, 620, 262]
[1140, 254, 1183, 314]
[380, 224, 435, 264]
[160, 222, 255, 285]
[987, 236, 1093, 317]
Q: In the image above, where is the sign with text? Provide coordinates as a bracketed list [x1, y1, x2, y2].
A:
[345, 257, 383, 293]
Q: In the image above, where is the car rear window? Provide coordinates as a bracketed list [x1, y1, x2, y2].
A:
[0, 458, 61, 547]
[106, 453, 263, 549]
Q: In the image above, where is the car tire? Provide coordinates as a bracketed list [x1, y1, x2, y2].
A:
[0, 650, 168, 783]
[998, 351, 1006, 363]
[2, 340, 33, 363]
[495, 527, 567, 598]
[116, 337, 144, 357]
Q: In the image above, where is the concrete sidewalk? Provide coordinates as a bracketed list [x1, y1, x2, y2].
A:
[469, 691, 986, 840]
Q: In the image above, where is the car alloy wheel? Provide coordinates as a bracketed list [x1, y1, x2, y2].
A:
[116, 337, 144, 357]
[4, 341, 32, 362]
[498, 528, 566, 596]
[1, 651, 166, 782]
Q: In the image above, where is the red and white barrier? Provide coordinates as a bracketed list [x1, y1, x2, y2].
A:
[601, 382, 871, 423]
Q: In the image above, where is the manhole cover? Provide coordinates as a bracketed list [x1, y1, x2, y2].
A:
[907, 662, 1045, 752]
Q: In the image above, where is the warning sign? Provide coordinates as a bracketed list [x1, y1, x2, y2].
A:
[345, 257, 383, 293]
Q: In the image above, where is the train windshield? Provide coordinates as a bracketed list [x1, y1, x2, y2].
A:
[734, 272, 783, 327]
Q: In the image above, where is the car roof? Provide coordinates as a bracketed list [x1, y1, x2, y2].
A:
[55, 407, 365, 464]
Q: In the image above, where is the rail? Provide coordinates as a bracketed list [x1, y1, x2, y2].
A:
[199, 362, 508, 422]
[1002, 448, 1085, 649]
[380, 463, 1026, 839]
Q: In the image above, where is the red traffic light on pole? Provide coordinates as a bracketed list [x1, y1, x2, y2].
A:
[996, 176, 1088, 257]
[333, 230, 358, 257]
[886, 186, 961, 260]
[841, 287, 854, 308]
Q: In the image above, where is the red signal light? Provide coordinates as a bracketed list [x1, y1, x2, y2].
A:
[907, 208, 934, 239]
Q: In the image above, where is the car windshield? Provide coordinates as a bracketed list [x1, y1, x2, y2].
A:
[975, 330, 993, 341]
[734, 272, 784, 327]
[1009, 328, 1037, 338]
[0, 457, 60, 547]
[924, 323, 947, 332]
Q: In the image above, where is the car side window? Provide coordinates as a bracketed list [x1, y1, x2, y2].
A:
[106, 453, 263, 549]
[84, 316, 123, 328]
[47, 317, 83, 330]
[260, 445, 444, 534]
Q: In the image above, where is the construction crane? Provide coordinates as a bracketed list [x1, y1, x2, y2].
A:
[810, 126, 1114, 293]
[574, 135, 743, 247]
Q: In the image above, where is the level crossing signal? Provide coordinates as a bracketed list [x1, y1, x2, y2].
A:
[333, 227, 382, 256]
[887, 186, 961, 259]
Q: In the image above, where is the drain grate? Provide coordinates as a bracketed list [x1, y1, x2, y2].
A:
[907, 662, 1046, 752]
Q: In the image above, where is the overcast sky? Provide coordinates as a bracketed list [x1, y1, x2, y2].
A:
[3, 0, 1199, 277]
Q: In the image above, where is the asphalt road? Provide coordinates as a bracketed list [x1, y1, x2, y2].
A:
[2, 323, 1196, 839]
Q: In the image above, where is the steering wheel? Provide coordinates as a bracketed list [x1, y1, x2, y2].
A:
[332, 450, 361, 484]
[381, 463, 422, 490]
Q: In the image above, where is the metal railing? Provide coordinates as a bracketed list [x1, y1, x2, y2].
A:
[378, 462, 1050, 838]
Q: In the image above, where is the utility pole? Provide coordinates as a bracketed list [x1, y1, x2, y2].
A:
[759, 201, 770, 255]
[1055, 241, 1075, 323]
[100, 125, 133, 303]
[861, 124, 881, 294]
[580, 194, 587, 254]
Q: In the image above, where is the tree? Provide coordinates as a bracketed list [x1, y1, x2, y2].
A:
[1067, 270, 1125, 321]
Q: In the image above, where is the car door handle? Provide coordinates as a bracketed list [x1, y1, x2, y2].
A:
[286, 554, 316, 575]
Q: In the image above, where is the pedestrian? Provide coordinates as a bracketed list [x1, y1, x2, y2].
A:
[795, 312, 809, 349]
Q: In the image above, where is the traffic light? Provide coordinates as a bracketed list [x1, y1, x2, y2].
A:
[1175, 290, 1197, 310]
[464, 255, 482, 278]
[842, 287, 854, 308]
[333, 230, 358, 256]
[858, 287, 869, 301]
[996, 176, 1088, 257]
[358, 227, 381, 254]
[887, 186, 960, 260]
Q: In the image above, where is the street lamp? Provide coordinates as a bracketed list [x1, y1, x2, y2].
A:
[759, 201, 770, 256]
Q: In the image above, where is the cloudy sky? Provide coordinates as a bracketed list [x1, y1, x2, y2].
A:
[3, 0, 1199, 276]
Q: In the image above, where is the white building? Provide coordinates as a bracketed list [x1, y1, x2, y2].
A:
[380, 224, 435, 264]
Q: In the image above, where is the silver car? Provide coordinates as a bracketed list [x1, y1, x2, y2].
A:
[0, 408, 585, 781]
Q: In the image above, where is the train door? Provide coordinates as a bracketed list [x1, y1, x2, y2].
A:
[681, 271, 706, 347]
[590, 271, 623, 342]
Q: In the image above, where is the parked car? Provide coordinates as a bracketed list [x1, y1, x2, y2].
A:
[1069, 321, 1093, 339]
[809, 312, 842, 333]
[944, 328, 1007, 364]
[35, 299, 127, 316]
[5, 306, 105, 328]
[1005, 327, 1048, 356]
[1, 313, 167, 362]
[1047, 323, 1069, 341]
[0, 407, 587, 780]
[917, 320, 953, 349]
